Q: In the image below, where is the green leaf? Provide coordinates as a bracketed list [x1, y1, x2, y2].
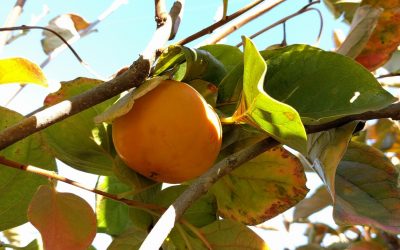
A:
[333, 142, 400, 234]
[167, 226, 206, 250]
[261, 44, 396, 125]
[236, 37, 307, 153]
[43, 77, 117, 175]
[153, 45, 227, 85]
[107, 227, 147, 250]
[293, 186, 332, 221]
[96, 176, 131, 236]
[0, 58, 47, 86]
[201, 219, 270, 249]
[199, 44, 243, 74]
[113, 156, 157, 190]
[0, 107, 56, 231]
[307, 122, 357, 196]
[216, 63, 243, 116]
[155, 185, 217, 227]
[211, 146, 308, 225]
[28, 185, 97, 250]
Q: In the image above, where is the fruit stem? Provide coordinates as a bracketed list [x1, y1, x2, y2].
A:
[220, 116, 237, 124]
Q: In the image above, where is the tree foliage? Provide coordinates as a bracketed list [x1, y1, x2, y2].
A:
[0, 0, 400, 249]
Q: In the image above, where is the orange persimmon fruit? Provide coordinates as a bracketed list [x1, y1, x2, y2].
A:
[112, 79, 222, 183]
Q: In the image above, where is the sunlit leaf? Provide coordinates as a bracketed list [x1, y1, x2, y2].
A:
[155, 185, 217, 227]
[153, 45, 227, 85]
[96, 176, 131, 236]
[211, 146, 308, 225]
[94, 76, 166, 124]
[333, 142, 400, 234]
[355, 0, 400, 70]
[41, 13, 90, 55]
[0, 107, 56, 231]
[261, 45, 396, 125]
[43, 77, 117, 175]
[0, 58, 47, 86]
[28, 185, 97, 250]
[235, 37, 307, 153]
[201, 219, 270, 249]
[293, 186, 332, 221]
[307, 122, 357, 197]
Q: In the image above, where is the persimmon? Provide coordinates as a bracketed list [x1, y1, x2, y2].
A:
[112, 79, 222, 183]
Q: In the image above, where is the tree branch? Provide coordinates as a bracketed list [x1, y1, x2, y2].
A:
[0, 0, 186, 150]
[199, 0, 285, 46]
[176, 0, 265, 45]
[155, 0, 168, 27]
[0, 57, 151, 150]
[0, 156, 161, 211]
[0, 0, 27, 53]
[140, 101, 400, 249]
[235, 7, 323, 47]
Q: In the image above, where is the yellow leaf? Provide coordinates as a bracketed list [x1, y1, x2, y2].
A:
[0, 57, 47, 87]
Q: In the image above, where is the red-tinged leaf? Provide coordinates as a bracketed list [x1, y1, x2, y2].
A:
[333, 142, 400, 234]
[355, 0, 400, 70]
[211, 146, 308, 225]
[28, 185, 97, 250]
[0, 58, 47, 86]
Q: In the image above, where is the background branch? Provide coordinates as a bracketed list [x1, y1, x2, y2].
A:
[235, 6, 323, 47]
[176, 0, 265, 45]
[199, 0, 285, 46]
[0, 0, 27, 53]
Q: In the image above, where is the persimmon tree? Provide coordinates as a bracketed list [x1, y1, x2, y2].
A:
[0, 0, 400, 249]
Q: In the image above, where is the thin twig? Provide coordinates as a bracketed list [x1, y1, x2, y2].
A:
[6, 4, 49, 45]
[176, 0, 265, 45]
[235, 6, 323, 47]
[0, 156, 161, 211]
[0, 25, 84, 62]
[200, 0, 285, 46]
[0, 0, 27, 53]
[377, 72, 400, 79]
